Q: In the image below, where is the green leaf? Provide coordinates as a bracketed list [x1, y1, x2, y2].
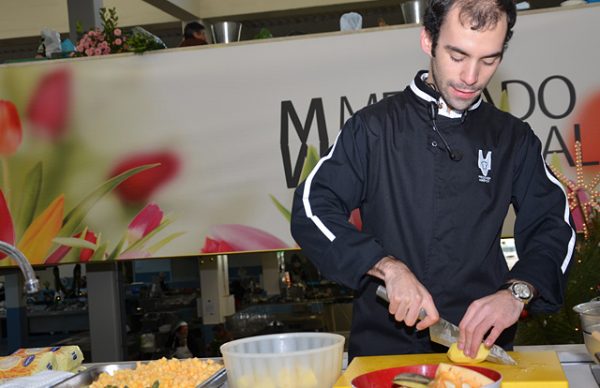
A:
[269, 194, 291, 222]
[52, 236, 97, 250]
[15, 162, 43, 238]
[90, 241, 108, 261]
[60, 164, 159, 238]
[147, 231, 185, 254]
[107, 234, 127, 261]
[299, 145, 320, 184]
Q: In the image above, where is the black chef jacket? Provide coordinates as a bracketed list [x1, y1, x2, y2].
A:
[290, 71, 576, 359]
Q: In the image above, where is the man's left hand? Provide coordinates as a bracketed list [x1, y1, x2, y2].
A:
[457, 290, 524, 358]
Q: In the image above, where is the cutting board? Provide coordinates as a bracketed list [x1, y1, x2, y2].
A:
[334, 351, 568, 387]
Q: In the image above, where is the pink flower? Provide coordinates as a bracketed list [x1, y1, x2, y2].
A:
[78, 230, 98, 262]
[0, 99, 22, 156]
[94, 48, 102, 55]
[44, 229, 98, 264]
[201, 224, 289, 253]
[109, 150, 181, 205]
[127, 203, 164, 244]
[25, 67, 71, 141]
[85, 48, 94, 56]
[114, 28, 122, 36]
[114, 38, 122, 45]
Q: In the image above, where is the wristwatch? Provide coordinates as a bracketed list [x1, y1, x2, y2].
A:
[500, 281, 534, 304]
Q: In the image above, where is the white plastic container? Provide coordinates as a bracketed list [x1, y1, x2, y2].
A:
[220, 332, 345, 388]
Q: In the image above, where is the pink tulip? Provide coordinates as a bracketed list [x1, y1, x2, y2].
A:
[127, 203, 164, 244]
[78, 230, 98, 262]
[109, 151, 180, 205]
[0, 100, 23, 156]
[26, 67, 71, 141]
[44, 229, 98, 264]
[201, 224, 289, 253]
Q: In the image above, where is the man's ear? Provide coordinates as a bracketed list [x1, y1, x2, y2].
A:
[420, 28, 433, 57]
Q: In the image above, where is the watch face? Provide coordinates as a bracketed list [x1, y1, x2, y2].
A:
[513, 283, 532, 299]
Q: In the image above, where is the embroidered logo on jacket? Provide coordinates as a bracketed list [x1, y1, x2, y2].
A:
[478, 150, 492, 183]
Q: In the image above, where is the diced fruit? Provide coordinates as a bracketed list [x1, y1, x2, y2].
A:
[447, 343, 490, 364]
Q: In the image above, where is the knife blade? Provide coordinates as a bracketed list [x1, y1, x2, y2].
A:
[376, 285, 517, 365]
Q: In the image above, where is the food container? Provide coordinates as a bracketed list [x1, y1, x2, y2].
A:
[220, 332, 345, 388]
[573, 300, 600, 363]
[51, 359, 225, 387]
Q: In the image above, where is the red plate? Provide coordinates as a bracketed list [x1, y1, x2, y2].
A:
[351, 364, 502, 388]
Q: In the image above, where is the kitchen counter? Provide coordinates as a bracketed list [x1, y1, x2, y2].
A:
[335, 344, 597, 387]
[514, 344, 598, 387]
[50, 344, 599, 387]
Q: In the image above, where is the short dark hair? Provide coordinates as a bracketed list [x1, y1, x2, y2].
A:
[183, 21, 205, 39]
[423, 0, 516, 56]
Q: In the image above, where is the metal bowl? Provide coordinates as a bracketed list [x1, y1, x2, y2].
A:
[573, 300, 600, 364]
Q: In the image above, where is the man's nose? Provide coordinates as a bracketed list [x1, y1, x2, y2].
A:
[461, 62, 479, 86]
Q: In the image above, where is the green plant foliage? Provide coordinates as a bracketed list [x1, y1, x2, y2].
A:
[515, 215, 600, 345]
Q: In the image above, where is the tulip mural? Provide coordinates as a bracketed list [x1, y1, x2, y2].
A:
[0, 61, 295, 267]
[0, 66, 186, 267]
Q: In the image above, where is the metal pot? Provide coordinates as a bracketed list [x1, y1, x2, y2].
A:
[210, 21, 242, 44]
[401, 0, 428, 24]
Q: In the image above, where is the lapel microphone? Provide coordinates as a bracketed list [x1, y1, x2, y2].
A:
[429, 101, 463, 162]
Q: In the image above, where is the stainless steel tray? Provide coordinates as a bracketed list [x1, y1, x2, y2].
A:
[51, 359, 226, 388]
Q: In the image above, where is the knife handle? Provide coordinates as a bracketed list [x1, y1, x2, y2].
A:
[376, 285, 427, 320]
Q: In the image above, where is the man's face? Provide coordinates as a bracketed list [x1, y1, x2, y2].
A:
[421, 5, 507, 111]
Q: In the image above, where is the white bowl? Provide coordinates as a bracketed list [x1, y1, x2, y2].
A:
[220, 332, 345, 388]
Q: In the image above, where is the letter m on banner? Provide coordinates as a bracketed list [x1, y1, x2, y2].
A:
[280, 98, 329, 188]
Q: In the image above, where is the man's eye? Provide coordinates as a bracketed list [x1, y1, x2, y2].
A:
[450, 56, 464, 62]
[482, 57, 499, 66]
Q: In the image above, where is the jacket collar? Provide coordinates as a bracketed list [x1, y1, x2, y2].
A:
[409, 70, 482, 119]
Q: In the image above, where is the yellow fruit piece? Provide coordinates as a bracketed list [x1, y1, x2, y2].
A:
[447, 343, 490, 364]
[433, 363, 494, 388]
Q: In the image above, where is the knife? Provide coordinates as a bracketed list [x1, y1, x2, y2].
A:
[376, 285, 517, 365]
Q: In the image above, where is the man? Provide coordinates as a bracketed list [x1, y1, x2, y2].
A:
[180, 21, 208, 47]
[291, 0, 575, 360]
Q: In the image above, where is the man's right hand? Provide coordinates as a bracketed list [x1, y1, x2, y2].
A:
[367, 256, 439, 330]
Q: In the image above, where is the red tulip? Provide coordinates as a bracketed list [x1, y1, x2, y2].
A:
[78, 230, 98, 262]
[0, 190, 15, 260]
[201, 224, 289, 253]
[26, 67, 71, 141]
[0, 100, 23, 156]
[44, 229, 98, 264]
[127, 203, 163, 244]
[109, 151, 180, 204]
